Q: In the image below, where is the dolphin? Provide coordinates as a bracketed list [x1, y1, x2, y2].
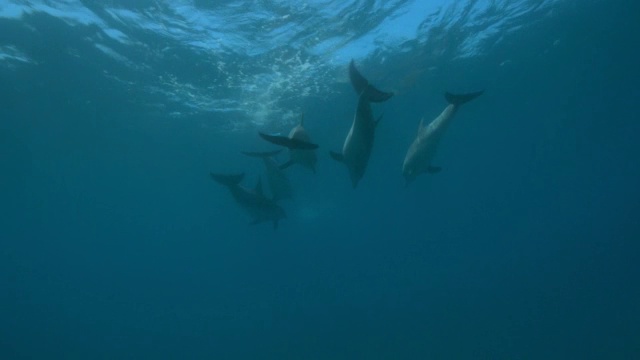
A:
[281, 114, 318, 172]
[402, 91, 484, 185]
[330, 60, 393, 188]
[241, 150, 293, 201]
[210, 173, 286, 229]
[258, 132, 318, 150]
[258, 114, 318, 173]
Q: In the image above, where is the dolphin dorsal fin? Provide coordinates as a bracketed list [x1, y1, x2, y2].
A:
[255, 178, 264, 196]
[418, 117, 425, 133]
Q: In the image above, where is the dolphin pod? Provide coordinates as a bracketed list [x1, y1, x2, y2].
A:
[210, 60, 483, 228]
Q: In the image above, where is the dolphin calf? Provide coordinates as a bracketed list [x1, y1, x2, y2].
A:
[330, 60, 393, 188]
[402, 91, 484, 185]
[258, 114, 318, 173]
[242, 150, 294, 201]
[210, 173, 286, 229]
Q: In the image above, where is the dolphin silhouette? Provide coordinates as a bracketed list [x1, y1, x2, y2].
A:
[210, 173, 286, 229]
[402, 91, 484, 185]
[241, 150, 293, 201]
[330, 60, 393, 188]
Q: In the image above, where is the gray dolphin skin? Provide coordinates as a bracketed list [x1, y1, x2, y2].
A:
[402, 91, 484, 185]
[241, 150, 294, 201]
[330, 60, 393, 188]
[210, 173, 286, 229]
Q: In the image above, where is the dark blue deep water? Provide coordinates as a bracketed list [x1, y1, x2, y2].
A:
[1, 0, 639, 358]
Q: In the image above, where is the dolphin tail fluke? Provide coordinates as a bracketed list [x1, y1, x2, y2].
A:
[329, 151, 344, 163]
[349, 60, 369, 95]
[259, 132, 319, 150]
[349, 59, 394, 103]
[445, 90, 484, 106]
[364, 85, 394, 103]
[210, 173, 244, 187]
[242, 150, 282, 158]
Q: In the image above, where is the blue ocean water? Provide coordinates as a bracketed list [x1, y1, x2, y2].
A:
[1, 0, 639, 358]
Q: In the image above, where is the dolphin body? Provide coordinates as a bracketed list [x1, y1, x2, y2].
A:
[330, 60, 393, 188]
[210, 173, 286, 229]
[257, 115, 319, 173]
[402, 91, 484, 185]
[281, 114, 318, 172]
[258, 114, 318, 173]
[241, 150, 294, 201]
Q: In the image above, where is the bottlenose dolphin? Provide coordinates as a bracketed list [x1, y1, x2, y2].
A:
[402, 91, 484, 185]
[330, 60, 393, 188]
[210, 173, 286, 229]
[242, 150, 293, 201]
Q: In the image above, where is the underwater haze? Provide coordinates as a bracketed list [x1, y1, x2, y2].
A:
[1, 0, 639, 358]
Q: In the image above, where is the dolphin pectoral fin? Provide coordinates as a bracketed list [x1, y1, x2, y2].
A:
[444, 90, 484, 106]
[427, 166, 442, 174]
[279, 160, 294, 170]
[329, 151, 344, 163]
